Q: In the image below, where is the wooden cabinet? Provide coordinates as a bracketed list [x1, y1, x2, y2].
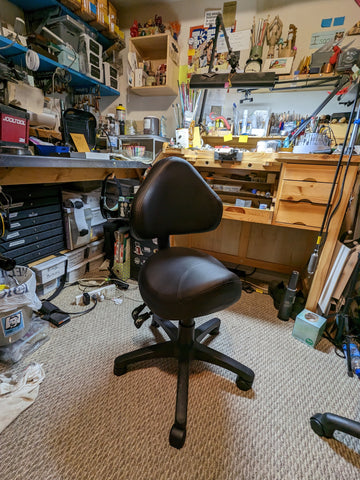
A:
[129, 33, 179, 96]
[273, 164, 337, 230]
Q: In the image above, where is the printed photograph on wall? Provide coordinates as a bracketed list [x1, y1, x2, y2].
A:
[262, 56, 294, 74]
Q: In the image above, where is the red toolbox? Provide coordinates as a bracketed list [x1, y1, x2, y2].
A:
[0, 104, 30, 147]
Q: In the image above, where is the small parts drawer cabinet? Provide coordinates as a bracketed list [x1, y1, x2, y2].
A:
[273, 164, 337, 230]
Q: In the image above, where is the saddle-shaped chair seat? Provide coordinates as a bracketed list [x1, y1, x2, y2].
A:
[139, 246, 242, 320]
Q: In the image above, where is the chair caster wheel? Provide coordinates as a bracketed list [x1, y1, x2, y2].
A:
[169, 424, 186, 449]
[236, 375, 253, 391]
[209, 326, 220, 335]
[114, 364, 127, 376]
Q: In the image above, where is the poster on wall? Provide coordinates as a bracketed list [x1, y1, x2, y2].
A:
[187, 23, 241, 78]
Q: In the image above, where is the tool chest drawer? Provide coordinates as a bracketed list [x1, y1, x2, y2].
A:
[281, 164, 337, 182]
[273, 163, 337, 230]
[280, 180, 333, 204]
[275, 201, 327, 228]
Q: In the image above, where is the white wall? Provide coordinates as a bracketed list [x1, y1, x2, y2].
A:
[101, 0, 358, 136]
[0, 0, 24, 24]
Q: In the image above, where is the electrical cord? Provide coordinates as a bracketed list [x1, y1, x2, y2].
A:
[61, 297, 98, 317]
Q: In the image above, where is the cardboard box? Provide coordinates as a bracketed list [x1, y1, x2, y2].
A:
[59, 0, 81, 11]
[90, 0, 108, 30]
[130, 237, 158, 280]
[292, 309, 327, 348]
[77, 0, 97, 21]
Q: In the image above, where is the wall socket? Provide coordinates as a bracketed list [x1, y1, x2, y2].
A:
[74, 284, 116, 305]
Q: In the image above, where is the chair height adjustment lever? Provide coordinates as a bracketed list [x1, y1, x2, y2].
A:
[134, 312, 152, 329]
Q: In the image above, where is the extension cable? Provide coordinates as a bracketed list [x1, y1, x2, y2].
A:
[75, 284, 116, 305]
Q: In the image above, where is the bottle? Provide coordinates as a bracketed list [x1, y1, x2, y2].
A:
[116, 104, 126, 135]
[344, 343, 360, 378]
[277, 270, 299, 321]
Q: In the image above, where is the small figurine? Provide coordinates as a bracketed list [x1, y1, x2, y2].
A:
[278, 24, 297, 57]
[169, 21, 181, 40]
[130, 20, 139, 37]
[266, 15, 283, 58]
[330, 45, 341, 65]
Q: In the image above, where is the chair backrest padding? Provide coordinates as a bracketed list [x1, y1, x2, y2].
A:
[131, 157, 223, 239]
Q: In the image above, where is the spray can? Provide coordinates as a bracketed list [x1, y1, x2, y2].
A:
[278, 270, 299, 321]
[116, 104, 126, 135]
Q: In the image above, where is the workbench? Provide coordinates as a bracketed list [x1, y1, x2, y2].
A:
[159, 147, 360, 313]
[0, 154, 147, 185]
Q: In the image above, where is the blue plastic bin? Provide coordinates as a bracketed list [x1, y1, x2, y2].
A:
[35, 145, 70, 156]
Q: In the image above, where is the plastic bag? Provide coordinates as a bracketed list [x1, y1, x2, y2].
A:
[0, 267, 42, 346]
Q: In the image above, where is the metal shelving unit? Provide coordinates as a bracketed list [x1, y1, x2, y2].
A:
[4, 0, 121, 96]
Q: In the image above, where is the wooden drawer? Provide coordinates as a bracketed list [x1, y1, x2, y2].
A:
[282, 164, 336, 182]
[275, 201, 327, 229]
[280, 180, 333, 204]
[222, 205, 273, 224]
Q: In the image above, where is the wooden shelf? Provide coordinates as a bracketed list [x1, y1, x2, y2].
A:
[202, 135, 282, 149]
[130, 85, 179, 96]
[129, 33, 179, 96]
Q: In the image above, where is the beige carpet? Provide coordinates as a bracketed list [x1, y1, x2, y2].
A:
[1, 283, 360, 480]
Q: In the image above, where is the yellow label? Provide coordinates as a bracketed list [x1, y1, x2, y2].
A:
[238, 135, 248, 143]
[223, 134, 233, 142]
[193, 127, 201, 148]
[70, 133, 90, 152]
[178, 65, 189, 84]
[188, 49, 195, 56]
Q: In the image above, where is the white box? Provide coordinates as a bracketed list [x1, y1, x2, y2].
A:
[87, 239, 104, 258]
[62, 245, 88, 270]
[91, 207, 106, 227]
[66, 260, 88, 283]
[31, 256, 67, 284]
[134, 68, 147, 87]
[36, 277, 60, 299]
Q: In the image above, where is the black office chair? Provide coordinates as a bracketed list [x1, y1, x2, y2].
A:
[114, 157, 255, 449]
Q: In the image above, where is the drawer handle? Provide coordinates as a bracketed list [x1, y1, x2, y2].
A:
[293, 221, 306, 226]
[225, 206, 245, 213]
[281, 198, 325, 206]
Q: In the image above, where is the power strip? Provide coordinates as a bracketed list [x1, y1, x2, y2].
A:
[74, 284, 116, 305]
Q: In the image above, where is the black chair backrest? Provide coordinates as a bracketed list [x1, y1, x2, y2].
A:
[130, 157, 223, 241]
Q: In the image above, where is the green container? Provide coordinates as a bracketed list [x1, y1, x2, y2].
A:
[292, 309, 327, 348]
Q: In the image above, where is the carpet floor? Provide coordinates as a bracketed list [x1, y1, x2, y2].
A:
[1, 282, 360, 480]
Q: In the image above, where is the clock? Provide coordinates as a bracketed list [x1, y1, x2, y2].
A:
[244, 59, 262, 73]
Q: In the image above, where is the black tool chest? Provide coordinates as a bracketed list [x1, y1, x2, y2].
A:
[0, 184, 65, 265]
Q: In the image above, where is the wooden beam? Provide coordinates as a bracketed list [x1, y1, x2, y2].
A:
[0, 167, 140, 185]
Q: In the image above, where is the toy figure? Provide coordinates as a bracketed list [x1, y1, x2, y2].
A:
[130, 20, 139, 37]
[169, 21, 181, 40]
[278, 24, 297, 57]
[266, 15, 283, 58]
